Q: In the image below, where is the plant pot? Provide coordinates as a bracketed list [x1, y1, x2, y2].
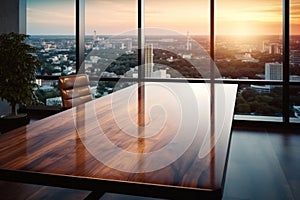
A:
[0, 113, 30, 134]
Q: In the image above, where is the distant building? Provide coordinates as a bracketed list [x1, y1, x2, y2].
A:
[182, 54, 192, 59]
[186, 31, 192, 51]
[100, 71, 118, 78]
[124, 38, 133, 51]
[124, 67, 138, 78]
[144, 44, 154, 77]
[107, 38, 133, 51]
[36, 79, 42, 86]
[265, 62, 300, 82]
[90, 56, 101, 63]
[291, 50, 300, 65]
[269, 43, 282, 55]
[46, 97, 62, 106]
[251, 62, 283, 92]
[125, 64, 171, 79]
[93, 30, 97, 42]
[265, 62, 282, 81]
[235, 53, 259, 63]
[262, 40, 269, 52]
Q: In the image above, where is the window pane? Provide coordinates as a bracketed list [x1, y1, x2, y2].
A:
[35, 79, 62, 107]
[144, 0, 210, 79]
[85, 0, 137, 98]
[27, 0, 76, 76]
[215, 0, 283, 80]
[290, 0, 300, 79]
[290, 0, 300, 123]
[234, 84, 283, 122]
[27, 0, 75, 107]
[85, 0, 138, 83]
[216, 0, 284, 119]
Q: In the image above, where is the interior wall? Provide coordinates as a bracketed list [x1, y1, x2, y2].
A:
[0, 0, 22, 115]
[0, 0, 20, 34]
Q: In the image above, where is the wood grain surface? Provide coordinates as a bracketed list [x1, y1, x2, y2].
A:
[0, 83, 237, 199]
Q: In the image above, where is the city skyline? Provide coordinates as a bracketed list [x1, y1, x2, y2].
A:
[27, 0, 300, 35]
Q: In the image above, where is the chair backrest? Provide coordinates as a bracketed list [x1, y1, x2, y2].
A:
[58, 74, 92, 109]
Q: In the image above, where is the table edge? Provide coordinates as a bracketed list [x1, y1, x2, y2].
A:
[0, 168, 222, 200]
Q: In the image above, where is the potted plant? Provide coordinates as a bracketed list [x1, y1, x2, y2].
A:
[0, 32, 41, 133]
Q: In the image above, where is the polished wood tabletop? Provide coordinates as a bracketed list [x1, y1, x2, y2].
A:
[0, 83, 237, 200]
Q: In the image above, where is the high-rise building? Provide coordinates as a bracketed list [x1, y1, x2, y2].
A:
[125, 38, 132, 51]
[186, 31, 192, 51]
[262, 40, 269, 52]
[265, 62, 282, 80]
[93, 30, 97, 42]
[251, 62, 283, 92]
[269, 43, 281, 54]
[144, 44, 154, 77]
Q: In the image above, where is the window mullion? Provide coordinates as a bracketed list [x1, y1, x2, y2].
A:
[76, 0, 85, 73]
[283, 0, 290, 124]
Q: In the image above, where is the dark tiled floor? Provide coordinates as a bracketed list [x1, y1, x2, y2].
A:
[0, 181, 90, 200]
[222, 126, 300, 200]
[1, 125, 299, 200]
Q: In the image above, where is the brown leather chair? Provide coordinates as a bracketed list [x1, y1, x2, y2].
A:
[58, 74, 92, 109]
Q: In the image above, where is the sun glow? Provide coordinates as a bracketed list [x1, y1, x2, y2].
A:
[222, 22, 259, 36]
[26, 0, 300, 35]
[215, 0, 283, 35]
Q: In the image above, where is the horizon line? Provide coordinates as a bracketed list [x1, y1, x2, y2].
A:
[28, 34, 300, 36]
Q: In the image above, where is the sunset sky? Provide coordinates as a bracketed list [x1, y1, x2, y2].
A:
[27, 0, 300, 35]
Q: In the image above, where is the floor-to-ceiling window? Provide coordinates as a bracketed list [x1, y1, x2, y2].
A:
[290, 0, 300, 122]
[26, 0, 76, 106]
[25, 0, 299, 124]
[215, 0, 285, 121]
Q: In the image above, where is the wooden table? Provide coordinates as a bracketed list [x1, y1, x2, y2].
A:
[0, 83, 237, 200]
